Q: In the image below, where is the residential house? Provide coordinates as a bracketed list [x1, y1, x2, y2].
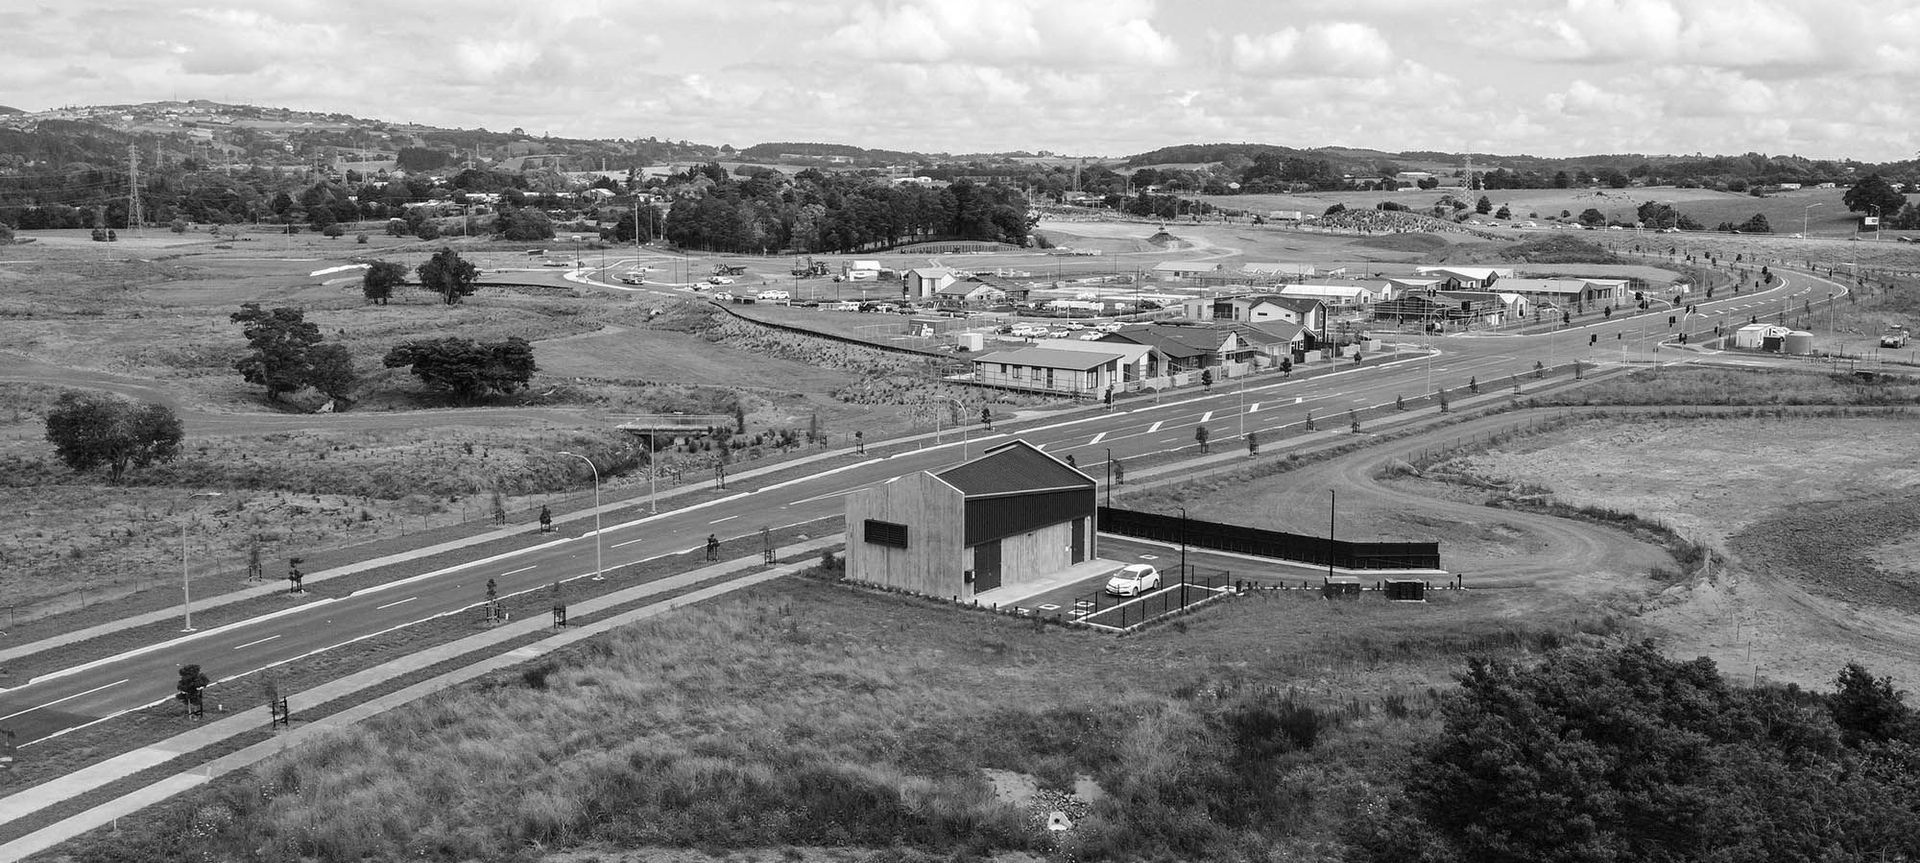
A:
[1152, 261, 1222, 279]
[1414, 266, 1514, 288]
[1211, 295, 1324, 333]
[1032, 339, 1161, 387]
[1239, 262, 1318, 281]
[903, 267, 960, 299]
[935, 280, 1005, 306]
[972, 347, 1125, 397]
[1493, 278, 1626, 310]
[1098, 324, 1239, 374]
[1216, 321, 1308, 364]
[1279, 283, 1377, 308]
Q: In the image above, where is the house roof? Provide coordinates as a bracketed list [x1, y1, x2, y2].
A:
[1152, 261, 1222, 274]
[1100, 324, 1230, 358]
[904, 267, 957, 280]
[934, 439, 1094, 498]
[1033, 339, 1154, 364]
[936, 281, 994, 296]
[972, 347, 1127, 370]
[1416, 266, 1515, 281]
[1240, 262, 1316, 276]
[1491, 278, 1589, 295]
[1230, 294, 1323, 315]
[1280, 283, 1372, 300]
[1386, 277, 1443, 288]
[1216, 320, 1305, 346]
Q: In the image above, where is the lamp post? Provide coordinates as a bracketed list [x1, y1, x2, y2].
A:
[179, 491, 223, 632]
[1803, 202, 1823, 238]
[1177, 505, 1189, 597]
[1104, 447, 1114, 509]
[557, 451, 604, 581]
[1327, 489, 1336, 584]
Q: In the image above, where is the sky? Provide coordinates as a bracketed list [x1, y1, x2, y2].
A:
[5, 0, 1917, 162]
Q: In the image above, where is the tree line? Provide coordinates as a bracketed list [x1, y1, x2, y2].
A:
[659, 164, 1036, 253]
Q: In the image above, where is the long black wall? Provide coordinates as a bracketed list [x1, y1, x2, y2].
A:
[1097, 507, 1440, 570]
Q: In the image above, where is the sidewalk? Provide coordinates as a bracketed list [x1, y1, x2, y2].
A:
[0, 534, 843, 862]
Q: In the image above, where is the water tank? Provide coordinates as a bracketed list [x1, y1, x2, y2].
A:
[1783, 331, 1816, 355]
[959, 332, 984, 351]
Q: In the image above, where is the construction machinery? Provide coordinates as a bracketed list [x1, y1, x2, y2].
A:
[791, 256, 831, 278]
[1881, 326, 1910, 349]
[712, 264, 748, 277]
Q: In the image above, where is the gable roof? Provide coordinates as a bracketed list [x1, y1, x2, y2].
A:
[1240, 262, 1316, 276]
[903, 267, 957, 280]
[934, 439, 1094, 498]
[1231, 294, 1323, 314]
[1491, 277, 1588, 295]
[1216, 320, 1305, 346]
[1033, 339, 1154, 365]
[1100, 324, 1230, 358]
[1416, 266, 1515, 282]
[1152, 261, 1222, 274]
[972, 346, 1127, 370]
[936, 281, 995, 296]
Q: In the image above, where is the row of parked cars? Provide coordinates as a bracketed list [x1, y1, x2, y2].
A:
[1003, 321, 1127, 340]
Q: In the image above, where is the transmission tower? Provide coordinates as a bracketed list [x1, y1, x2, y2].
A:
[126, 142, 143, 233]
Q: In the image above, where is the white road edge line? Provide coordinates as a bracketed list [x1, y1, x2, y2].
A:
[374, 597, 416, 611]
[0, 679, 128, 723]
[231, 635, 282, 651]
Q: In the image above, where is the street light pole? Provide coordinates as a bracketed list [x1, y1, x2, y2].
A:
[1327, 489, 1336, 584]
[179, 491, 223, 632]
[1177, 505, 1188, 591]
[1104, 447, 1113, 509]
[557, 451, 604, 581]
[1803, 202, 1822, 238]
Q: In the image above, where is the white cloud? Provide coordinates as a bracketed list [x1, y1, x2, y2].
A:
[1230, 22, 1394, 76]
[823, 0, 1177, 67]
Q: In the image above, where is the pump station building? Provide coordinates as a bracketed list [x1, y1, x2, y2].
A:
[845, 440, 1097, 600]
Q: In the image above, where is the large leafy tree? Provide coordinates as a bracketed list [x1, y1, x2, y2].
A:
[305, 343, 357, 403]
[1843, 173, 1906, 216]
[417, 248, 479, 305]
[1406, 642, 1920, 863]
[361, 260, 407, 305]
[44, 391, 184, 483]
[382, 336, 536, 403]
[494, 204, 555, 241]
[230, 303, 322, 401]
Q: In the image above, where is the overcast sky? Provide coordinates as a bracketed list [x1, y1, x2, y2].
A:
[7, 0, 1916, 162]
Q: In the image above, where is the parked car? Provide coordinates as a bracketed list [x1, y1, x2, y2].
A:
[756, 290, 790, 302]
[709, 276, 735, 285]
[1105, 564, 1162, 597]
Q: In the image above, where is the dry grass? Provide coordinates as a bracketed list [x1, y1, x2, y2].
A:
[55, 574, 1623, 863]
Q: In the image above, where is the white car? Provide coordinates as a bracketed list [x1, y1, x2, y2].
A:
[1105, 564, 1162, 597]
[756, 290, 790, 302]
[709, 276, 735, 285]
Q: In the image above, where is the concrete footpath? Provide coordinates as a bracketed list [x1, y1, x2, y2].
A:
[0, 535, 842, 862]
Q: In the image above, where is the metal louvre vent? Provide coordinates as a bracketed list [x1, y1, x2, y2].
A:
[863, 519, 909, 548]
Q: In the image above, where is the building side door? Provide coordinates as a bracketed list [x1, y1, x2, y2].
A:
[1070, 517, 1086, 563]
[973, 540, 1002, 593]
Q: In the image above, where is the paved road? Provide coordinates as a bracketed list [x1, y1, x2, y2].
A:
[0, 265, 1846, 749]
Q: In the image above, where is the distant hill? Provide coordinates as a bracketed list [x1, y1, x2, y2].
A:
[0, 105, 22, 115]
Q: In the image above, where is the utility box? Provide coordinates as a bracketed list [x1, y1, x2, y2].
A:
[1322, 575, 1363, 598]
[1384, 579, 1427, 602]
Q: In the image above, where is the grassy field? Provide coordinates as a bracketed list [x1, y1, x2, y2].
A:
[1202, 185, 1910, 241]
[57, 572, 1616, 863]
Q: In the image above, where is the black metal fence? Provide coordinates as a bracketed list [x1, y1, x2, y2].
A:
[1097, 507, 1440, 570]
[1072, 568, 1231, 630]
